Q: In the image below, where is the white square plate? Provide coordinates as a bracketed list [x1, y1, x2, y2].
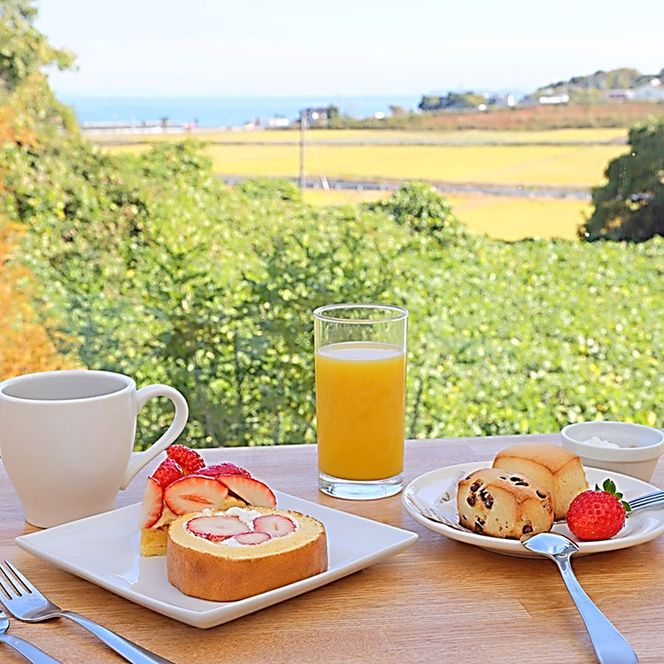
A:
[15, 491, 417, 628]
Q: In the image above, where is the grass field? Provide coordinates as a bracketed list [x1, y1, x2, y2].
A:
[109, 141, 624, 188]
[303, 190, 589, 240]
[207, 143, 623, 187]
[100, 127, 624, 241]
[91, 127, 628, 145]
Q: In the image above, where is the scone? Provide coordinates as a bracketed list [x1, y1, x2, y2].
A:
[167, 506, 328, 601]
[492, 443, 588, 519]
[457, 468, 554, 539]
[139, 446, 276, 556]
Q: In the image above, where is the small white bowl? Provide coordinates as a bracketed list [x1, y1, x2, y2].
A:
[561, 421, 664, 482]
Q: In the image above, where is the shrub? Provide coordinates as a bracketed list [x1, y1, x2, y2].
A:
[581, 119, 664, 242]
[236, 177, 302, 202]
[367, 182, 467, 245]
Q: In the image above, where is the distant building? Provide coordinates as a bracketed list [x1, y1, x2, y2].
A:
[487, 93, 517, 108]
[538, 94, 570, 105]
[605, 89, 635, 101]
[267, 116, 290, 128]
[300, 105, 340, 126]
[301, 107, 332, 125]
[632, 79, 664, 101]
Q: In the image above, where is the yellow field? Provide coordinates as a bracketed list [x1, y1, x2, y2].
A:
[92, 127, 627, 145]
[209, 143, 622, 187]
[303, 190, 589, 241]
[107, 141, 623, 188]
[101, 128, 613, 241]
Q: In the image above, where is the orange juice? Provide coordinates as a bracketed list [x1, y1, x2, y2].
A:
[315, 341, 406, 480]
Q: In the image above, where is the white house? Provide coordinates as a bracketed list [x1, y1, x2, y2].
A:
[632, 79, 664, 101]
[538, 94, 570, 105]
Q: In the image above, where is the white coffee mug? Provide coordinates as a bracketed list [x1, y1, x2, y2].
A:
[0, 370, 189, 527]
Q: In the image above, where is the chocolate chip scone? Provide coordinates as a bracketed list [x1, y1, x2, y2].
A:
[457, 468, 554, 539]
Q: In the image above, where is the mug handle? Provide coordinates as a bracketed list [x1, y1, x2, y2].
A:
[120, 384, 189, 490]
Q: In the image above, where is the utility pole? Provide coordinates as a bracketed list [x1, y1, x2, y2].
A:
[299, 109, 307, 190]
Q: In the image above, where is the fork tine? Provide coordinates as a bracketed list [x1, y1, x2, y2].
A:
[1, 561, 34, 595]
[631, 494, 664, 505]
[0, 569, 18, 600]
[629, 492, 664, 508]
[630, 497, 664, 510]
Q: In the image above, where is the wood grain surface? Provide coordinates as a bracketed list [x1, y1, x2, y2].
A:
[1, 434, 662, 664]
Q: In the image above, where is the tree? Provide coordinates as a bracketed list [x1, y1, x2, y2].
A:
[418, 92, 487, 112]
[418, 95, 443, 111]
[0, 0, 75, 140]
[0, 0, 77, 379]
[580, 119, 664, 242]
[367, 182, 467, 245]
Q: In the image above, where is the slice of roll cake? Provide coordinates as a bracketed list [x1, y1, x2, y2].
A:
[492, 443, 587, 519]
[457, 468, 554, 538]
[167, 506, 328, 601]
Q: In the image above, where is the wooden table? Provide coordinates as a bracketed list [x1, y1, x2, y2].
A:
[1, 434, 663, 664]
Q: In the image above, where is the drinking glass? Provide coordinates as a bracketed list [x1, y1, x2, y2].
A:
[314, 304, 408, 500]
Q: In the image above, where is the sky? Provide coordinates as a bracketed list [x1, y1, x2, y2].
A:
[36, 0, 664, 97]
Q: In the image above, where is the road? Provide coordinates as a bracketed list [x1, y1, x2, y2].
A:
[220, 175, 591, 201]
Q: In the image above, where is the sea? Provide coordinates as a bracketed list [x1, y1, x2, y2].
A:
[60, 95, 422, 128]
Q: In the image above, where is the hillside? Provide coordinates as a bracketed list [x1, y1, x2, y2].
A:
[533, 67, 664, 98]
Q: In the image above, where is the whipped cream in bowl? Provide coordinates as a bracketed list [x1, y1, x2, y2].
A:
[580, 436, 621, 449]
[561, 421, 664, 482]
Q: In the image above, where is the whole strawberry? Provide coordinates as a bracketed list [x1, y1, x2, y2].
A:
[167, 444, 205, 474]
[567, 479, 631, 541]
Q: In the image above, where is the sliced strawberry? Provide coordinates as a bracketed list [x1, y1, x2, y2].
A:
[253, 514, 295, 537]
[151, 458, 184, 487]
[217, 476, 276, 507]
[198, 463, 251, 479]
[164, 475, 229, 515]
[234, 531, 271, 545]
[186, 515, 249, 542]
[167, 444, 205, 474]
[139, 477, 163, 528]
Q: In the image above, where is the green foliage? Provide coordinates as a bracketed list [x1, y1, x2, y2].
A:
[0, 0, 76, 140]
[236, 176, 302, 202]
[418, 92, 487, 111]
[581, 119, 664, 241]
[536, 67, 661, 97]
[0, 0, 73, 94]
[133, 140, 213, 184]
[4, 135, 662, 446]
[368, 182, 467, 245]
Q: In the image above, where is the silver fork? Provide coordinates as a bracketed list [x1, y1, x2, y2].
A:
[628, 490, 664, 512]
[404, 491, 468, 531]
[0, 561, 173, 664]
[0, 610, 61, 663]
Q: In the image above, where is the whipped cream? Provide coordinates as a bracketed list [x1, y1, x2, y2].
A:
[223, 506, 265, 526]
[581, 435, 620, 449]
[186, 507, 298, 547]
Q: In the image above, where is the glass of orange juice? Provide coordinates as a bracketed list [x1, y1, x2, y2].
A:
[314, 304, 408, 500]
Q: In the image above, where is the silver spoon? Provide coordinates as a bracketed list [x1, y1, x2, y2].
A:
[0, 611, 61, 663]
[522, 532, 638, 664]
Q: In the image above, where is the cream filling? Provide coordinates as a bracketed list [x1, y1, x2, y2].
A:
[186, 508, 299, 547]
[150, 504, 176, 529]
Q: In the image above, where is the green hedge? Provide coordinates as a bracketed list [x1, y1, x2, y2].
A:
[2, 139, 661, 448]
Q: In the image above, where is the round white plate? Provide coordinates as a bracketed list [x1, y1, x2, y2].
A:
[402, 461, 664, 558]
